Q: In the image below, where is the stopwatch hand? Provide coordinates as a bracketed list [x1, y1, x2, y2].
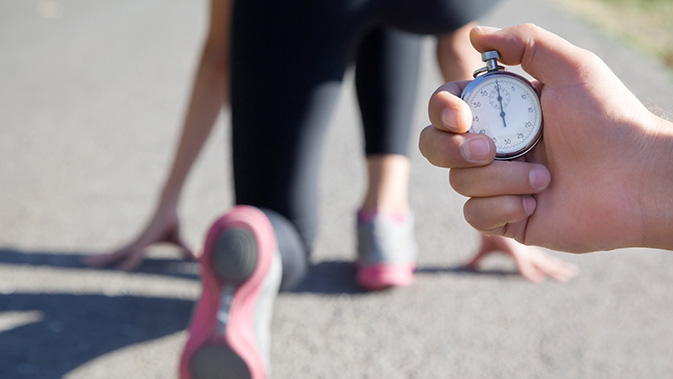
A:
[496, 80, 507, 128]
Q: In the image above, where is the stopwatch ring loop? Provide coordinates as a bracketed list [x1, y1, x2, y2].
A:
[472, 65, 506, 78]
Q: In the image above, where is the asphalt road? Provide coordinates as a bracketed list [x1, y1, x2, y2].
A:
[1, 0, 672, 378]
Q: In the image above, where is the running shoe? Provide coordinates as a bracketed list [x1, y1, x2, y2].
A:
[180, 205, 281, 379]
[355, 211, 417, 291]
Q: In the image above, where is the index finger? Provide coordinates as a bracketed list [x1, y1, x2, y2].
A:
[419, 125, 495, 168]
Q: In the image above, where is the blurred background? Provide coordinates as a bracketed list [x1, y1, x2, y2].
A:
[561, 0, 673, 69]
[1, 0, 672, 378]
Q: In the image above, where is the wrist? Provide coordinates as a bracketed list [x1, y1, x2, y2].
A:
[158, 185, 181, 212]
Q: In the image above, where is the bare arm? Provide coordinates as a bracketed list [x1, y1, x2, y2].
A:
[84, 0, 232, 269]
[159, 0, 232, 208]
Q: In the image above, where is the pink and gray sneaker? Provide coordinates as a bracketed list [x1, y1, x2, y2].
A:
[355, 211, 418, 291]
[180, 205, 281, 379]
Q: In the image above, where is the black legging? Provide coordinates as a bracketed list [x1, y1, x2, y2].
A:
[230, 0, 498, 289]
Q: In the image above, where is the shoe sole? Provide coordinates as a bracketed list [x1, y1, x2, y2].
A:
[180, 206, 276, 379]
[356, 263, 416, 291]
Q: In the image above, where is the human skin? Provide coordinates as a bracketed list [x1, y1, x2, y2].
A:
[83, 0, 232, 269]
[420, 24, 673, 253]
[434, 22, 577, 280]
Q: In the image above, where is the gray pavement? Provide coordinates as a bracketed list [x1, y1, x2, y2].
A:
[1, 0, 673, 378]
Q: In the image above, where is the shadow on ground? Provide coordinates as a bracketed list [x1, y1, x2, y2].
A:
[1, 293, 192, 378]
[0, 248, 198, 378]
[0, 247, 518, 378]
[291, 260, 520, 295]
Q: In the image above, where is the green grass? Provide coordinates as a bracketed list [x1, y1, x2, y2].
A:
[558, 0, 673, 69]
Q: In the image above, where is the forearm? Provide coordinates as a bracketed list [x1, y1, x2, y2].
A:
[160, 0, 232, 209]
[159, 46, 228, 208]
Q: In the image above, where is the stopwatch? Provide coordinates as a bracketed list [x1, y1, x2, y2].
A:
[461, 50, 543, 160]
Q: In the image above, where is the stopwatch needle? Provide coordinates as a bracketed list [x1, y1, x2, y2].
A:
[495, 80, 507, 128]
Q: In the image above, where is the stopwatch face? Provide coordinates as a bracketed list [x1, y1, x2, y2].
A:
[461, 72, 542, 160]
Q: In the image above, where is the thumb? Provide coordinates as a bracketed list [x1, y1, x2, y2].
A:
[469, 24, 600, 88]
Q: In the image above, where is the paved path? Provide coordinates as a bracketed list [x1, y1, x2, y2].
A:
[1, 0, 672, 378]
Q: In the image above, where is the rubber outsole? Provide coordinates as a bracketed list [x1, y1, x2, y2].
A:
[179, 206, 276, 379]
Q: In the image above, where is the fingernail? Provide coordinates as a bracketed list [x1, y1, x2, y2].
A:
[461, 138, 491, 162]
[529, 167, 551, 191]
[441, 108, 459, 131]
[522, 196, 536, 215]
[474, 26, 502, 34]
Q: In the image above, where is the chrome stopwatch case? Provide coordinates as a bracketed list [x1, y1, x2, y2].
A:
[460, 50, 543, 160]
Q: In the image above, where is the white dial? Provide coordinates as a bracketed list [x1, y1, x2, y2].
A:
[462, 73, 542, 160]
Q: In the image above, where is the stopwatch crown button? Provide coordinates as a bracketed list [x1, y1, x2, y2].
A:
[481, 50, 500, 62]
